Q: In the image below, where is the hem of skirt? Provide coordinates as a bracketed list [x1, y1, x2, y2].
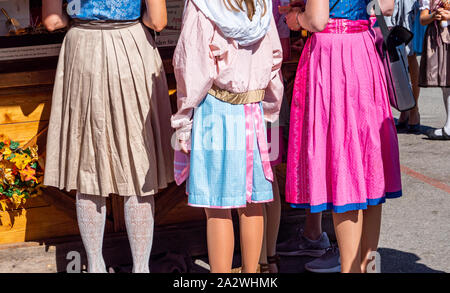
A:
[187, 190, 274, 209]
[419, 84, 450, 88]
[42, 180, 169, 197]
[288, 190, 402, 213]
[187, 198, 274, 209]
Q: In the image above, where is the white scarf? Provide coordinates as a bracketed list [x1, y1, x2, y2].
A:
[191, 0, 272, 46]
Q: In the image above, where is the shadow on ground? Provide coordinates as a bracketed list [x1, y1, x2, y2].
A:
[378, 248, 445, 273]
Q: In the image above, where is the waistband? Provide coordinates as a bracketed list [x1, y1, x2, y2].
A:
[208, 85, 265, 105]
[71, 19, 140, 30]
[319, 19, 370, 34]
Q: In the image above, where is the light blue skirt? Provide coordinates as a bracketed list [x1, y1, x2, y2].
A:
[187, 94, 273, 209]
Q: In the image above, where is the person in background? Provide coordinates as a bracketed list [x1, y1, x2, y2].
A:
[387, 0, 422, 133]
[171, 0, 283, 273]
[285, 0, 402, 273]
[419, 0, 450, 140]
[42, 0, 174, 273]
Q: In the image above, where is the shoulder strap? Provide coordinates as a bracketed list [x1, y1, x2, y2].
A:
[374, 0, 390, 42]
[330, 0, 339, 13]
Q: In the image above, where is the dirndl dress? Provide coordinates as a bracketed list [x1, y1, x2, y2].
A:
[187, 94, 274, 209]
[44, 21, 174, 197]
[285, 19, 403, 213]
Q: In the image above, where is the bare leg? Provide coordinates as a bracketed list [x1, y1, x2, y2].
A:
[259, 204, 268, 267]
[265, 171, 281, 272]
[408, 54, 421, 125]
[205, 208, 234, 273]
[238, 203, 264, 273]
[259, 170, 281, 273]
[332, 210, 363, 273]
[360, 205, 382, 273]
[76, 192, 107, 273]
[304, 210, 323, 241]
[124, 195, 155, 273]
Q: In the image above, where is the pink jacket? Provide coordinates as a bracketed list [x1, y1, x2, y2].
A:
[171, 0, 284, 141]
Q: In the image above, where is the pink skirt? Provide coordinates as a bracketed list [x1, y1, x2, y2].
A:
[285, 19, 402, 213]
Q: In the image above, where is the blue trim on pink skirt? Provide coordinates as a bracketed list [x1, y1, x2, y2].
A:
[290, 190, 402, 213]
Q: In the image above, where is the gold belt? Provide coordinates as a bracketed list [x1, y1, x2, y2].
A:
[207, 85, 265, 105]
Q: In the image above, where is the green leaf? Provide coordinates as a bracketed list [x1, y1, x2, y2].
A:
[10, 141, 19, 150]
[31, 162, 37, 169]
[0, 142, 4, 149]
[23, 149, 31, 156]
[6, 154, 16, 160]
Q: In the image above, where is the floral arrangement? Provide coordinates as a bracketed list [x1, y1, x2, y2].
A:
[0, 135, 44, 211]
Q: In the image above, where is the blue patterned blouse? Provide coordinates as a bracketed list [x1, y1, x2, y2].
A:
[66, 0, 142, 21]
[329, 0, 371, 20]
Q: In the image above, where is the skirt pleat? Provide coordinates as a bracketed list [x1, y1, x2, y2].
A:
[44, 23, 174, 197]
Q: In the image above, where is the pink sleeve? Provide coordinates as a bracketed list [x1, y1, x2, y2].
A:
[263, 15, 284, 123]
[171, 0, 215, 141]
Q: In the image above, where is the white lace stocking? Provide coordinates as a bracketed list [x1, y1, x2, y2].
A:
[76, 192, 107, 273]
[124, 195, 155, 273]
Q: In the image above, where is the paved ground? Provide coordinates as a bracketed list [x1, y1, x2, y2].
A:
[378, 85, 450, 273]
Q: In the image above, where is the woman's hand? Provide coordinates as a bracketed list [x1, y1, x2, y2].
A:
[420, 9, 441, 25]
[143, 0, 167, 32]
[437, 8, 450, 21]
[286, 8, 302, 31]
[178, 140, 190, 155]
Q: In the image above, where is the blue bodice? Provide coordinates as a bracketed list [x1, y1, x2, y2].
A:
[329, 0, 371, 20]
[66, 0, 142, 21]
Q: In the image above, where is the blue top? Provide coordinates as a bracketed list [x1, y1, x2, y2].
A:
[66, 0, 142, 21]
[329, 0, 371, 20]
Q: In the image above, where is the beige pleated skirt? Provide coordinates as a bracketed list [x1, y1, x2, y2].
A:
[419, 23, 450, 88]
[44, 21, 174, 197]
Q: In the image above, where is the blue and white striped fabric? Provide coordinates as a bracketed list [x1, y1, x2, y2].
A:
[187, 94, 273, 208]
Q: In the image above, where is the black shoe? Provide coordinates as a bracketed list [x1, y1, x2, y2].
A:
[426, 128, 450, 140]
[396, 120, 409, 132]
[407, 123, 421, 134]
[407, 113, 421, 134]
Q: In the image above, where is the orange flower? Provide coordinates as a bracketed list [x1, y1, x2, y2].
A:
[20, 165, 37, 182]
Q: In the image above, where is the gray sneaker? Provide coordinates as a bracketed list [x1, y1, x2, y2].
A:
[277, 229, 331, 257]
[304, 244, 341, 273]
